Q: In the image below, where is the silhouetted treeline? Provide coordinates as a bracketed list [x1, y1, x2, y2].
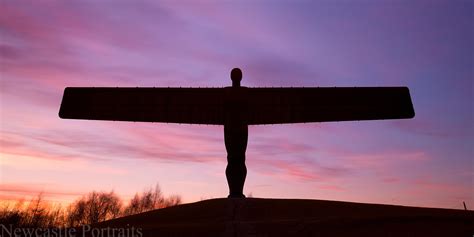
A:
[122, 185, 181, 216]
[0, 184, 181, 228]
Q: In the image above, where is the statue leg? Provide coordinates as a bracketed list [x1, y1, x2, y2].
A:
[224, 124, 248, 198]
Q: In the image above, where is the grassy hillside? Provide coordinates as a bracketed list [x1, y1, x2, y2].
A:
[88, 198, 473, 237]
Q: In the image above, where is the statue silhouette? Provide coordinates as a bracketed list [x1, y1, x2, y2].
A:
[224, 68, 248, 197]
[59, 68, 415, 198]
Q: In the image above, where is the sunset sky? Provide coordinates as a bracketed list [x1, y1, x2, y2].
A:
[0, 1, 472, 209]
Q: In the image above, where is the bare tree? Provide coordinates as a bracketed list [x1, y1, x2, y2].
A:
[164, 195, 182, 208]
[0, 199, 24, 226]
[123, 186, 162, 215]
[122, 193, 141, 216]
[25, 193, 47, 227]
[66, 191, 122, 226]
[46, 204, 65, 227]
[0, 185, 182, 228]
[122, 184, 181, 216]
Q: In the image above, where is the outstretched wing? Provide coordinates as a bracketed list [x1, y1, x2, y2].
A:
[246, 87, 415, 125]
[59, 87, 414, 125]
[59, 87, 226, 125]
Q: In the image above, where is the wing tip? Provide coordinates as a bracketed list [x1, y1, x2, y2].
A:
[58, 87, 71, 119]
[405, 87, 416, 119]
[58, 109, 68, 119]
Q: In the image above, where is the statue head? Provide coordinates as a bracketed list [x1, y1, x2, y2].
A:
[231, 68, 242, 87]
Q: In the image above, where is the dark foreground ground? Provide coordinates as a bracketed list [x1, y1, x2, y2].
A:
[90, 198, 473, 237]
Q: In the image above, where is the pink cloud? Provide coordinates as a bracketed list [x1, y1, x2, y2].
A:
[0, 183, 85, 204]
